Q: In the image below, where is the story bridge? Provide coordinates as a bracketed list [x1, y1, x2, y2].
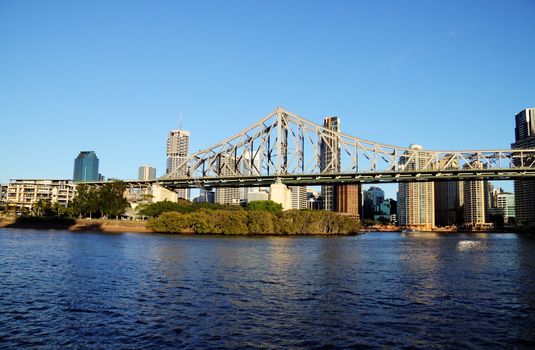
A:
[94, 107, 535, 190]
